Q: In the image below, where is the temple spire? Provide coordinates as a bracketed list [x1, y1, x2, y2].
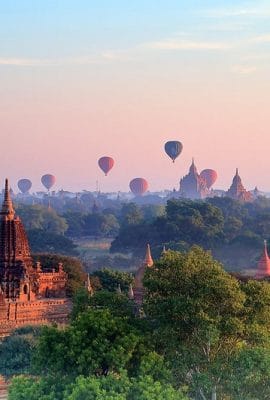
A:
[256, 240, 270, 279]
[1, 179, 15, 218]
[144, 244, 154, 267]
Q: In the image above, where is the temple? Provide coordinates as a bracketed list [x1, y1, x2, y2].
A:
[0, 180, 71, 337]
[179, 159, 209, 200]
[226, 169, 253, 202]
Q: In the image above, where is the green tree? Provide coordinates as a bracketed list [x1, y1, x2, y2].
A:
[34, 308, 140, 377]
[28, 229, 78, 256]
[91, 268, 133, 292]
[17, 204, 68, 235]
[144, 247, 245, 400]
[0, 326, 41, 378]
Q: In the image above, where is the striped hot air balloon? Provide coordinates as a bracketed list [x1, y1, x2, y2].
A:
[41, 174, 56, 191]
[98, 156, 114, 176]
[129, 178, 149, 196]
[200, 169, 218, 188]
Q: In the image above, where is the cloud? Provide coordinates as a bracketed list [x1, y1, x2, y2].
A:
[231, 65, 257, 74]
[143, 39, 231, 51]
[250, 34, 270, 43]
[0, 57, 56, 66]
[0, 55, 117, 67]
[204, 5, 270, 18]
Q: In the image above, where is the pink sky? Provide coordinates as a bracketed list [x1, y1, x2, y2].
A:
[1, 2, 270, 193]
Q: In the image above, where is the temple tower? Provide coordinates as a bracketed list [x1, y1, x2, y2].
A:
[0, 180, 37, 300]
[179, 159, 209, 199]
[226, 169, 253, 202]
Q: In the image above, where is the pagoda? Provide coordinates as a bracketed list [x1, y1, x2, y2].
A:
[0, 180, 71, 336]
[133, 244, 154, 305]
[255, 241, 270, 279]
[179, 159, 209, 199]
[226, 169, 253, 202]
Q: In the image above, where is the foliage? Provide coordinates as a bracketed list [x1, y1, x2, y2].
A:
[33, 308, 140, 377]
[0, 326, 41, 378]
[91, 268, 133, 292]
[28, 229, 78, 256]
[17, 204, 68, 235]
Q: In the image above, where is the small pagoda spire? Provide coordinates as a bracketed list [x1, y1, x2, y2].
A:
[128, 284, 134, 299]
[144, 244, 154, 267]
[256, 240, 270, 279]
[1, 179, 15, 218]
[85, 274, 93, 296]
[236, 168, 239, 176]
[162, 245, 167, 255]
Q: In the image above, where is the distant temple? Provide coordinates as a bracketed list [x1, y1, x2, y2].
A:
[226, 169, 253, 202]
[133, 244, 154, 305]
[179, 159, 209, 200]
[0, 180, 71, 337]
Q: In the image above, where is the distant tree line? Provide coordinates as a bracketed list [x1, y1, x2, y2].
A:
[15, 196, 270, 269]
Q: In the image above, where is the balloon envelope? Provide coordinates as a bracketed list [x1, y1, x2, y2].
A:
[18, 179, 32, 194]
[164, 141, 183, 162]
[200, 169, 218, 188]
[129, 178, 149, 196]
[98, 156, 114, 176]
[41, 174, 56, 190]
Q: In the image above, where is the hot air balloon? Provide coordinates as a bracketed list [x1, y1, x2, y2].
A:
[18, 179, 32, 194]
[98, 156, 114, 176]
[200, 169, 217, 189]
[41, 174, 56, 191]
[129, 178, 148, 196]
[164, 141, 183, 162]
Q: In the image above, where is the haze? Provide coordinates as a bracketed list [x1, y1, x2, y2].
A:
[0, 0, 269, 192]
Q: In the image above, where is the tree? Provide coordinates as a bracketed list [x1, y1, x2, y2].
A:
[28, 229, 78, 256]
[120, 203, 143, 227]
[91, 268, 133, 292]
[63, 211, 86, 237]
[34, 308, 140, 377]
[0, 326, 41, 378]
[17, 204, 68, 235]
[144, 247, 246, 400]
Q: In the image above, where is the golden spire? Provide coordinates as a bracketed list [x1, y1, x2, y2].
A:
[144, 244, 154, 267]
[1, 179, 15, 218]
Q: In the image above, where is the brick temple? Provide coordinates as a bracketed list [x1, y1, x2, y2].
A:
[0, 179, 71, 337]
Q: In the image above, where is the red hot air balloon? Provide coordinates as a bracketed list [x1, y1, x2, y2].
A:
[98, 157, 114, 176]
[41, 174, 56, 191]
[18, 179, 32, 194]
[200, 169, 218, 189]
[129, 178, 149, 196]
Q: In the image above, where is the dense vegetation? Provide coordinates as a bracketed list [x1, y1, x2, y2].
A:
[15, 196, 270, 270]
[4, 247, 270, 399]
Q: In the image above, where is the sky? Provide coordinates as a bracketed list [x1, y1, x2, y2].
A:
[0, 0, 270, 193]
